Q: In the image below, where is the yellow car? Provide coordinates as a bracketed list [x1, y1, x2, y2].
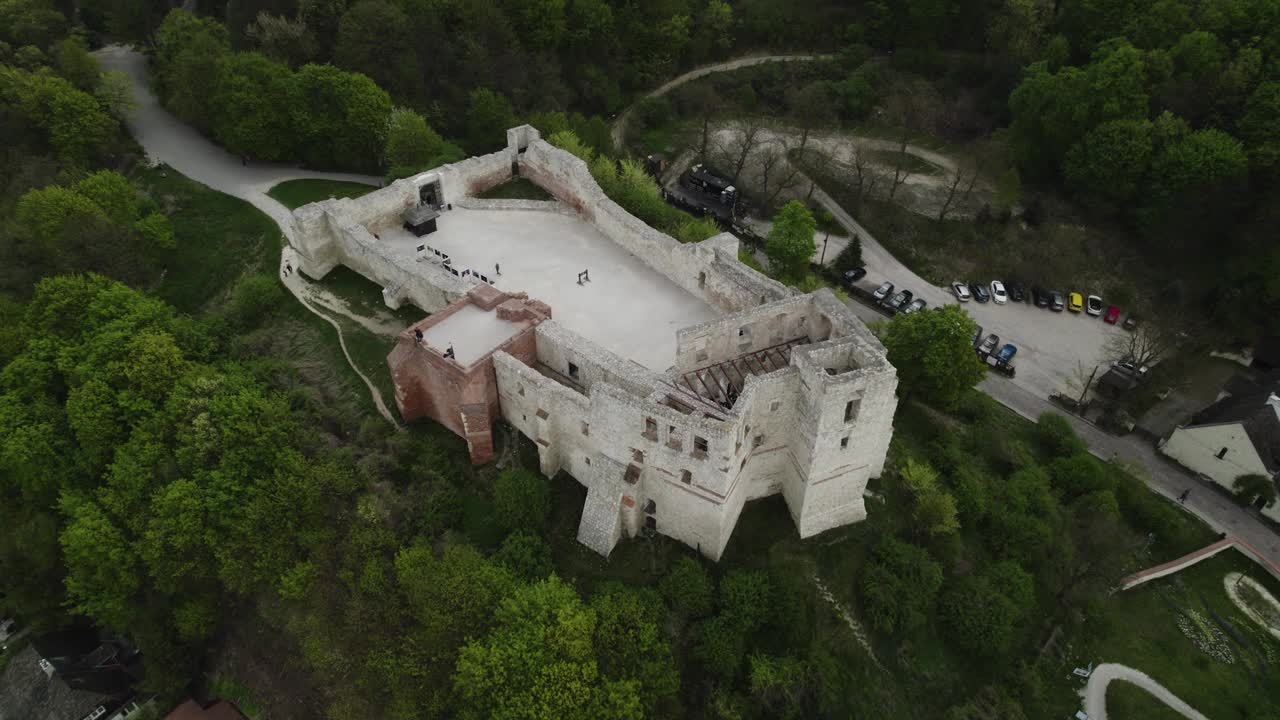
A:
[1068, 292, 1084, 312]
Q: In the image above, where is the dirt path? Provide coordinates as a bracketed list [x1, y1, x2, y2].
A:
[94, 44, 401, 428]
[1082, 664, 1209, 720]
[611, 53, 832, 148]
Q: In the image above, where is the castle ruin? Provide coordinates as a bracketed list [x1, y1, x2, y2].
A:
[290, 126, 898, 560]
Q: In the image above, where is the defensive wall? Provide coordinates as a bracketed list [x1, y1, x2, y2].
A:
[292, 126, 898, 560]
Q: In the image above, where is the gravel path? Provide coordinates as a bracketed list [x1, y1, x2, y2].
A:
[93, 45, 401, 428]
[611, 53, 832, 148]
[1082, 664, 1209, 720]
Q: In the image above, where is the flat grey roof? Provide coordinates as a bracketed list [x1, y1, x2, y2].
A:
[375, 207, 718, 371]
[421, 304, 522, 366]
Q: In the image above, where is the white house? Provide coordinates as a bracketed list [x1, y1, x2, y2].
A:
[1160, 389, 1280, 523]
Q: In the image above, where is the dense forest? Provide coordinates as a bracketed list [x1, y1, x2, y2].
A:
[3, 0, 1280, 718]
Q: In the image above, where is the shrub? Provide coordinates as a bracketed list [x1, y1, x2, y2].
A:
[719, 570, 774, 631]
[492, 467, 551, 532]
[860, 537, 943, 633]
[493, 531, 553, 580]
[1035, 412, 1086, 458]
[694, 614, 748, 680]
[660, 556, 715, 618]
[226, 274, 284, 329]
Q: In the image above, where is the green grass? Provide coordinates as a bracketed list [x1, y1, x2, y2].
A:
[476, 177, 553, 201]
[334, 314, 399, 419]
[266, 179, 377, 210]
[1075, 550, 1280, 720]
[138, 165, 384, 419]
[1105, 681, 1187, 720]
[317, 265, 424, 326]
[136, 166, 281, 313]
[209, 673, 263, 719]
[866, 149, 945, 176]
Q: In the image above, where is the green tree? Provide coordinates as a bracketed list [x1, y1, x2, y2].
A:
[494, 531, 554, 580]
[0, 0, 67, 50]
[5, 67, 119, 164]
[1240, 81, 1280, 171]
[1062, 119, 1153, 208]
[659, 556, 715, 618]
[589, 583, 680, 709]
[384, 107, 465, 179]
[883, 304, 985, 409]
[693, 614, 748, 680]
[293, 62, 392, 171]
[493, 467, 551, 531]
[939, 567, 1028, 656]
[453, 575, 645, 720]
[54, 34, 100, 92]
[764, 201, 816, 282]
[213, 52, 298, 161]
[334, 0, 419, 101]
[1233, 473, 1278, 508]
[1035, 412, 1086, 458]
[465, 87, 516, 154]
[153, 10, 231, 131]
[860, 537, 943, 633]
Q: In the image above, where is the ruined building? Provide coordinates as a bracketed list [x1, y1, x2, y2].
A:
[291, 126, 898, 560]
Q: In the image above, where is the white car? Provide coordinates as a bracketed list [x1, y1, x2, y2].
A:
[990, 280, 1008, 304]
[1086, 294, 1104, 316]
[951, 282, 971, 302]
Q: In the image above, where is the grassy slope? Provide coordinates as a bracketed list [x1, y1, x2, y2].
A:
[1076, 550, 1280, 720]
[1105, 681, 1189, 720]
[546, 392, 1230, 717]
[134, 167, 379, 417]
[266, 179, 377, 210]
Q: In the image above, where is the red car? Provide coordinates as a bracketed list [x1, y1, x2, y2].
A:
[1104, 305, 1120, 324]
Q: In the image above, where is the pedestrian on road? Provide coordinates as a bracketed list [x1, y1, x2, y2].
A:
[1179, 489, 1191, 504]
[285, 261, 292, 276]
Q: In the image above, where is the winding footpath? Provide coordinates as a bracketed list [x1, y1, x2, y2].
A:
[93, 45, 401, 428]
[1082, 664, 1210, 720]
[610, 53, 831, 148]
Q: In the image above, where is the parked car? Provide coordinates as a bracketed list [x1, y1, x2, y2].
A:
[1115, 360, 1148, 376]
[1086, 295, 1103, 316]
[903, 298, 928, 314]
[1123, 314, 1139, 331]
[995, 344, 1018, 363]
[888, 289, 913, 310]
[990, 280, 1008, 304]
[1104, 305, 1120, 324]
[1006, 279, 1026, 302]
[1032, 286, 1051, 307]
[952, 281, 972, 302]
[978, 333, 1000, 355]
[1050, 291, 1066, 311]
[972, 324, 984, 347]
[873, 281, 894, 301]
[1068, 292, 1084, 312]
[971, 283, 991, 303]
[842, 267, 867, 287]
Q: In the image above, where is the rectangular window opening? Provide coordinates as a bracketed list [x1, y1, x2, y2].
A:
[680, 470, 692, 484]
[567, 361, 579, 380]
[840, 436, 850, 449]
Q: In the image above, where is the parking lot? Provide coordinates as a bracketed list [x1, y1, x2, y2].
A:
[847, 270, 1131, 400]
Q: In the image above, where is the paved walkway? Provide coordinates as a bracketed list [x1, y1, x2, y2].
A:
[1082, 664, 1209, 720]
[93, 45, 400, 427]
[611, 53, 831, 148]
